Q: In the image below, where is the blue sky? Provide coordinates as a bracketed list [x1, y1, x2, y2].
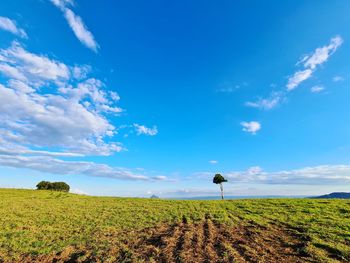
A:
[0, 0, 350, 197]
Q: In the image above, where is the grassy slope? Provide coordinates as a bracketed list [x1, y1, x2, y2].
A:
[0, 189, 349, 262]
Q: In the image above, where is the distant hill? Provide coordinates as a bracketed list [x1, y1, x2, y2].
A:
[313, 192, 350, 199]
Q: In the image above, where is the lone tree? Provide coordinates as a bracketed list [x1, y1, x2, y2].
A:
[213, 173, 227, 200]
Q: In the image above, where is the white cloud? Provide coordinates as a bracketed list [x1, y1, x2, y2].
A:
[0, 63, 27, 81]
[0, 83, 122, 156]
[0, 154, 168, 181]
[226, 165, 350, 184]
[310, 85, 325, 93]
[209, 160, 218, 164]
[0, 144, 83, 157]
[287, 36, 343, 91]
[287, 69, 313, 91]
[197, 165, 350, 185]
[59, 78, 123, 114]
[50, 0, 99, 52]
[247, 36, 343, 111]
[0, 42, 122, 156]
[240, 121, 261, 135]
[50, 0, 74, 9]
[0, 16, 27, 38]
[110, 91, 120, 101]
[303, 36, 343, 70]
[0, 19, 162, 183]
[333, 76, 344, 82]
[246, 166, 263, 175]
[8, 79, 35, 93]
[0, 41, 70, 86]
[134, 124, 158, 136]
[72, 64, 91, 80]
[245, 92, 283, 110]
[63, 9, 99, 52]
[0, 82, 122, 155]
[70, 188, 89, 195]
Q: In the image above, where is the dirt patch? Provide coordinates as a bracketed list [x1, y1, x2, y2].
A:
[15, 219, 316, 263]
[54, 249, 92, 263]
[17, 246, 96, 263]
[130, 218, 316, 263]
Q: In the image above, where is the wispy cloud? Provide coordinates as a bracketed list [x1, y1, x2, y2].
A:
[245, 92, 284, 110]
[302, 36, 343, 69]
[0, 16, 27, 38]
[310, 85, 325, 93]
[287, 36, 343, 91]
[0, 154, 169, 181]
[134, 124, 158, 136]
[216, 85, 240, 93]
[246, 36, 343, 112]
[63, 8, 99, 52]
[70, 188, 89, 195]
[50, 0, 99, 52]
[216, 81, 247, 93]
[333, 75, 344, 82]
[240, 121, 261, 135]
[287, 69, 313, 91]
[209, 160, 218, 164]
[196, 165, 350, 185]
[51, 0, 74, 8]
[0, 145, 83, 157]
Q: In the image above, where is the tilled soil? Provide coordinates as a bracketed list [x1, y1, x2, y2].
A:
[16, 218, 317, 263]
[131, 217, 315, 263]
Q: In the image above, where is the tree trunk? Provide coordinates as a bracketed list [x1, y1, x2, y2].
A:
[220, 183, 224, 200]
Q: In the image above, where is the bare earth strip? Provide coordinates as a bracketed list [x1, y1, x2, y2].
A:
[127, 219, 316, 263]
[17, 219, 318, 263]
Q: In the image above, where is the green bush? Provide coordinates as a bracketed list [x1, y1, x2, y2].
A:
[36, 181, 51, 190]
[36, 181, 70, 192]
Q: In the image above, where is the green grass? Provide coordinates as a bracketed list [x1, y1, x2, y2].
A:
[0, 188, 350, 262]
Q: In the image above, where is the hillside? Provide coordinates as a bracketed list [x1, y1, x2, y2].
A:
[0, 189, 349, 262]
[313, 192, 350, 199]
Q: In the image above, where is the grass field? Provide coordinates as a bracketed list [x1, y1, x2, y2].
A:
[0, 189, 349, 262]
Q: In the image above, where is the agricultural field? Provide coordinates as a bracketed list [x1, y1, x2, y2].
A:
[0, 189, 349, 262]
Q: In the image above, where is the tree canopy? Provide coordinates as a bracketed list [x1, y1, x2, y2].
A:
[213, 174, 227, 184]
[36, 181, 70, 192]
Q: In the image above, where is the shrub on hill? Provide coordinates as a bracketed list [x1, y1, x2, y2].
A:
[36, 181, 70, 192]
[36, 181, 51, 190]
